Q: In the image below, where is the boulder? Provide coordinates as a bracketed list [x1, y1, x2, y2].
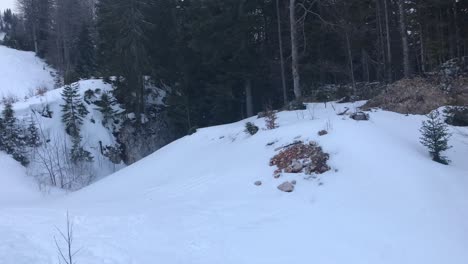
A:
[254, 181, 262, 186]
[318, 130, 328, 136]
[350, 111, 369, 121]
[277, 181, 295, 192]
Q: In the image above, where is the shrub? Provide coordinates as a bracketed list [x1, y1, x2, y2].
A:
[244, 122, 259, 135]
[265, 108, 278, 130]
[420, 110, 452, 164]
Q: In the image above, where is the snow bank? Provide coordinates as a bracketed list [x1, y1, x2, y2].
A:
[1, 101, 467, 263]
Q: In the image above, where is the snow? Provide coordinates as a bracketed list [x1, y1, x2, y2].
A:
[0, 45, 55, 100]
[0, 100, 468, 263]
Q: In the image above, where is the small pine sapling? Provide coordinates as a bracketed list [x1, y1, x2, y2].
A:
[244, 122, 259, 135]
[420, 110, 452, 164]
[265, 107, 278, 130]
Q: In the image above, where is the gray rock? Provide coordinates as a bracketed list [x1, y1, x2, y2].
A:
[291, 180, 297, 185]
[350, 111, 369, 121]
[277, 181, 295, 192]
[254, 181, 262, 186]
[290, 160, 303, 173]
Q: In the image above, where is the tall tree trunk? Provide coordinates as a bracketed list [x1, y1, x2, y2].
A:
[398, 0, 411, 78]
[419, 23, 426, 73]
[345, 30, 356, 94]
[376, 0, 386, 82]
[245, 79, 254, 117]
[290, 0, 301, 100]
[276, 0, 288, 104]
[362, 49, 370, 82]
[383, 0, 392, 82]
[32, 23, 38, 54]
[453, 0, 461, 59]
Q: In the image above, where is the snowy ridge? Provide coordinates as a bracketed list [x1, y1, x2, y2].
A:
[1, 101, 467, 263]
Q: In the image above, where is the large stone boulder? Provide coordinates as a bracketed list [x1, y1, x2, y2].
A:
[277, 181, 295, 192]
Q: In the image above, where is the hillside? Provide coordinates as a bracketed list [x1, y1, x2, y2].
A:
[1, 101, 467, 263]
[0, 45, 55, 100]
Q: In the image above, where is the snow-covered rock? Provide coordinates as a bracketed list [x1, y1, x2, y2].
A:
[277, 181, 295, 192]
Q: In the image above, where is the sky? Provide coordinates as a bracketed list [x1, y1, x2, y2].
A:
[0, 0, 15, 12]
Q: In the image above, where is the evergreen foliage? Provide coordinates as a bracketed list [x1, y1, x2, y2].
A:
[0, 103, 29, 166]
[61, 83, 88, 137]
[26, 116, 41, 147]
[244, 122, 259, 135]
[420, 110, 452, 165]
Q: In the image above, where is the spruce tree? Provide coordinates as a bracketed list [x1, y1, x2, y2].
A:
[70, 135, 93, 164]
[0, 103, 29, 165]
[61, 83, 88, 137]
[95, 91, 117, 127]
[420, 110, 452, 165]
[26, 117, 41, 147]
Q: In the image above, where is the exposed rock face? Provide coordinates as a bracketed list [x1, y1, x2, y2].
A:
[118, 112, 175, 165]
[277, 181, 295, 192]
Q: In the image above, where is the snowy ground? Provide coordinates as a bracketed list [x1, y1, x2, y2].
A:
[1, 101, 467, 264]
[0, 45, 55, 100]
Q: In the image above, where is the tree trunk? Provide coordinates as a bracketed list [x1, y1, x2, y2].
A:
[376, 0, 386, 82]
[290, 0, 302, 100]
[419, 23, 426, 73]
[245, 79, 254, 117]
[345, 30, 356, 94]
[453, 0, 461, 59]
[383, 0, 392, 82]
[398, 0, 411, 78]
[276, 0, 288, 104]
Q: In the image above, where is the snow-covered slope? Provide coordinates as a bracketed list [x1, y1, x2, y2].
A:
[13, 79, 123, 183]
[0, 45, 55, 100]
[1, 102, 467, 264]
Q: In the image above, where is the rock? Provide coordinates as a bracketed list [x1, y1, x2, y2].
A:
[290, 160, 303, 173]
[277, 181, 295, 192]
[257, 111, 267, 118]
[274, 173, 281, 179]
[254, 181, 262, 186]
[350, 111, 369, 121]
[291, 180, 297, 185]
[318, 130, 328, 136]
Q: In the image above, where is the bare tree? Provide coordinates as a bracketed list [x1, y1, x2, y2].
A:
[54, 212, 81, 264]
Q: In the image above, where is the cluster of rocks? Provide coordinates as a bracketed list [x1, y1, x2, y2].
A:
[259, 141, 331, 192]
[270, 141, 330, 177]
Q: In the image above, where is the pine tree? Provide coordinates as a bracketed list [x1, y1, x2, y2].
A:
[26, 117, 41, 147]
[61, 83, 88, 137]
[0, 103, 29, 165]
[70, 135, 93, 164]
[95, 91, 117, 127]
[420, 110, 452, 165]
